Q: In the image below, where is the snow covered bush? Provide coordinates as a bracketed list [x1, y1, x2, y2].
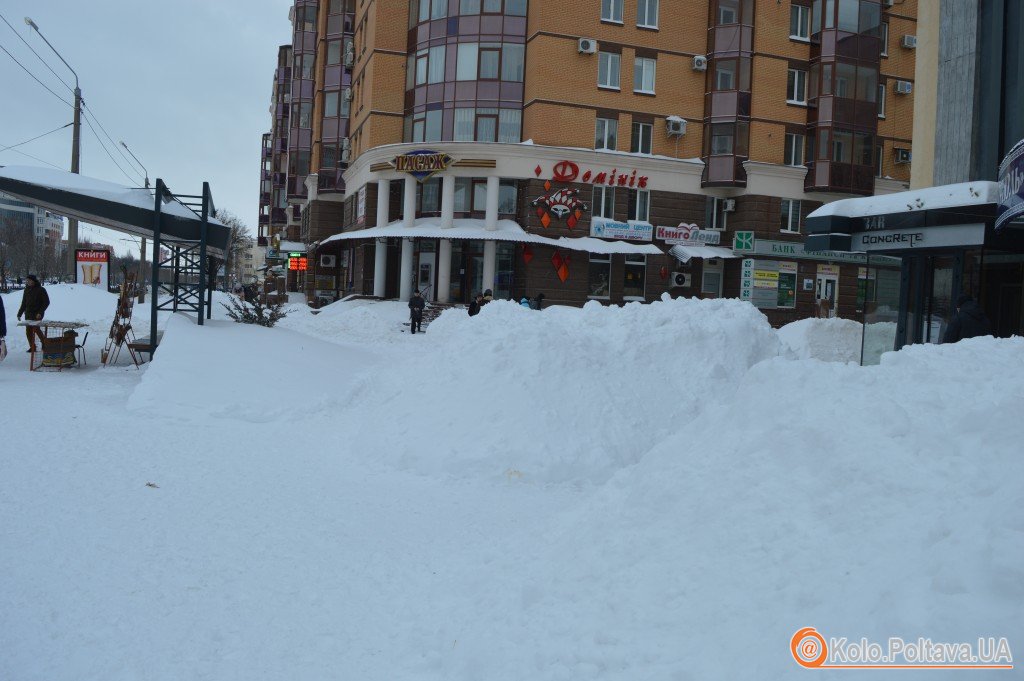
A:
[221, 295, 288, 327]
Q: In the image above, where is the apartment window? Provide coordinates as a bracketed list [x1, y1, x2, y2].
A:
[324, 91, 340, 117]
[631, 122, 652, 154]
[784, 133, 805, 166]
[483, 0, 502, 11]
[877, 82, 886, 117]
[298, 102, 312, 128]
[595, 117, 618, 150]
[593, 186, 615, 218]
[598, 52, 621, 89]
[476, 109, 498, 141]
[790, 4, 810, 39]
[880, 22, 889, 56]
[717, 0, 739, 24]
[634, 57, 656, 93]
[327, 40, 342, 65]
[709, 123, 734, 155]
[428, 45, 446, 83]
[623, 255, 646, 300]
[637, 0, 659, 28]
[787, 69, 807, 104]
[460, 0, 480, 11]
[498, 109, 522, 142]
[875, 143, 884, 178]
[601, 0, 623, 23]
[780, 199, 801, 233]
[832, 129, 852, 163]
[505, 0, 527, 15]
[627, 189, 650, 222]
[454, 108, 475, 141]
[501, 44, 525, 81]
[588, 254, 611, 298]
[457, 43, 478, 80]
[479, 45, 501, 79]
[715, 59, 736, 90]
[709, 197, 728, 230]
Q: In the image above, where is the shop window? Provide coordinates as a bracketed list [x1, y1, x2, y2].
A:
[634, 57, 656, 93]
[627, 189, 650, 222]
[454, 178, 472, 212]
[784, 133, 805, 166]
[498, 181, 517, 214]
[637, 0, 659, 28]
[601, 0, 623, 23]
[595, 117, 618, 150]
[593, 186, 615, 218]
[599, 52, 621, 89]
[791, 4, 810, 39]
[631, 122, 653, 154]
[624, 255, 646, 300]
[781, 199, 801, 233]
[702, 267, 723, 297]
[589, 254, 611, 299]
[787, 69, 807, 104]
[419, 178, 440, 213]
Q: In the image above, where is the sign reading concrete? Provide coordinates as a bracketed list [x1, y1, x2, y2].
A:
[851, 223, 985, 251]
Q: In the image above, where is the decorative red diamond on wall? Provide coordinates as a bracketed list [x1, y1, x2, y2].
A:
[540, 212, 551, 228]
[544, 180, 551, 192]
[551, 251, 563, 270]
[534, 165, 542, 177]
[557, 263, 570, 282]
[551, 251, 570, 282]
[523, 244, 533, 264]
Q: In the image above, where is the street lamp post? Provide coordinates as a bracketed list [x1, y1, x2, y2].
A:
[120, 141, 149, 303]
[25, 17, 81, 280]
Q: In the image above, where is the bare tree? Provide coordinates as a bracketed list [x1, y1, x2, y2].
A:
[216, 210, 254, 291]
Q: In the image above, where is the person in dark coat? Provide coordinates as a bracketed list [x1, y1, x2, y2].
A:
[943, 294, 991, 343]
[17, 274, 49, 352]
[408, 289, 425, 334]
[468, 294, 482, 317]
[532, 292, 546, 310]
[0, 294, 7, 340]
[481, 289, 493, 306]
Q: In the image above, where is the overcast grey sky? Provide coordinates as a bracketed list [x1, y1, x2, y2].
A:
[0, 0, 291, 255]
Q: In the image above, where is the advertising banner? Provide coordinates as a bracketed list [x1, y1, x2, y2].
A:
[996, 139, 1024, 230]
[656, 224, 721, 245]
[590, 217, 653, 241]
[76, 249, 110, 289]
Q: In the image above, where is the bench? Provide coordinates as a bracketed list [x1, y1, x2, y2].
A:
[127, 331, 165, 364]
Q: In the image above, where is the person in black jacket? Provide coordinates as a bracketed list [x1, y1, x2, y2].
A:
[17, 274, 49, 352]
[943, 294, 991, 344]
[468, 294, 482, 317]
[408, 290, 425, 334]
[0, 294, 7, 340]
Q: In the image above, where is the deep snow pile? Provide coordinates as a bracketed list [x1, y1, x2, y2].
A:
[276, 298, 412, 344]
[777, 316, 864, 362]
[2, 296, 1022, 681]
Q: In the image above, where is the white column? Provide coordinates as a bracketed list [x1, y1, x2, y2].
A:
[484, 175, 500, 231]
[399, 176, 418, 301]
[437, 239, 452, 303]
[440, 174, 456, 229]
[482, 240, 496, 297]
[373, 180, 390, 297]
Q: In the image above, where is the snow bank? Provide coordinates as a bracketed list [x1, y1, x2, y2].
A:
[276, 298, 411, 344]
[777, 317, 864, 362]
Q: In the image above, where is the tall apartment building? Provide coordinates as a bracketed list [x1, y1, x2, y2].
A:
[261, 0, 917, 324]
[0, 191, 65, 245]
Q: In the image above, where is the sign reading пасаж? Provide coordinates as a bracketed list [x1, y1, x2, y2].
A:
[391, 150, 454, 182]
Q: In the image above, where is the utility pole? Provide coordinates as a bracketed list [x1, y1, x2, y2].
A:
[120, 141, 149, 302]
[26, 17, 81, 280]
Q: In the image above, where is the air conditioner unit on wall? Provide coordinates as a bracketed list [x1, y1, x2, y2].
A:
[692, 55, 708, 72]
[343, 87, 353, 101]
[344, 49, 355, 68]
[901, 35, 917, 49]
[321, 254, 337, 268]
[671, 272, 692, 288]
[895, 148, 912, 164]
[578, 38, 597, 54]
[895, 80, 913, 95]
[723, 199, 736, 212]
[666, 117, 687, 136]
[340, 148, 351, 163]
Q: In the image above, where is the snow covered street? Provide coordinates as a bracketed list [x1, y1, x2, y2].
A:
[1, 287, 1022, 680]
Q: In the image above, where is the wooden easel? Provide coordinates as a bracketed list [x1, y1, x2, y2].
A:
[102, 270, 141, 367]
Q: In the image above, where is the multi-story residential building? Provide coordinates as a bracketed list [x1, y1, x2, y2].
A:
[263, 0, 917, 325]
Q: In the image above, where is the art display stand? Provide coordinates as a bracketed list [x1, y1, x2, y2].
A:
[102, 271, 141, 368]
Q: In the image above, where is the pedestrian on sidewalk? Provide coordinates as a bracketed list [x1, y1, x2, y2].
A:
[943, 293, 991, 343]
[0, 295, 7, 360]
[532, 292, 546, 310]
[468, 294, 482, 317]
[409, 289, 425, 334]
[17, 275, 49, 353]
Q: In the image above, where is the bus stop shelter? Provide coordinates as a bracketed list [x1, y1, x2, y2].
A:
[0, 166, 230, 354]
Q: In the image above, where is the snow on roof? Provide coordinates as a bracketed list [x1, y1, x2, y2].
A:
[279, 240, 306, 251]
[321, 218, 663, 255]
[0, 165, 223, 226]
[808, 181, 1000, 219]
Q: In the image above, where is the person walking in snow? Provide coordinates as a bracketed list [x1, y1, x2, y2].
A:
[17, 274, 49, 353]
[0, 294, 7, 354]
[468, 294, 482, 317]
[409, 289, 425, 334]
[943, 293, 991, 343]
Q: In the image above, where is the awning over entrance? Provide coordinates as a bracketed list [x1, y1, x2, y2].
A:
[0, 166, 230, 255]
[320, 217, 663, 256]
[669, 244, 740, 263]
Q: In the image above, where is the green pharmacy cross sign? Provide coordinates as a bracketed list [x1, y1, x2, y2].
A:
[734, 231, 754, 251]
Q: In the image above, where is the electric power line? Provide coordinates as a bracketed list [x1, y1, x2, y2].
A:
[81, 111, 143, 184]
[0, 145, 64, 169]
[0, 39, 74, 107]
[82, 101, 143, 173]
[0, 122, 73, 154]
[0, 11, 74, 94]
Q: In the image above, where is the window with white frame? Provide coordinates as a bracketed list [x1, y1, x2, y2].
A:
[593, 185, 615, 218]
[623, 255, 646, 299]
[790, 4, 810, 39]
[631, 122, 652, 154]
[702, 264, 723, 297]
[595, 117, 618, 150]
[880, 22, 889, 56]
[877, 82, 886, 117]
[588, 253, 611, 298]
[634, 57, 656, 93]
[784, 132, 805, 166]
[598, 52, 620, 89]
[709, 197, 728, 230]
[787, 69, 807, 104]
[875, 144, 884, 178]
[780, 198, 801, 233]
[637, 0, 659, 28]
[627, 189, 650, 222]
[601, 0, 623, 23]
